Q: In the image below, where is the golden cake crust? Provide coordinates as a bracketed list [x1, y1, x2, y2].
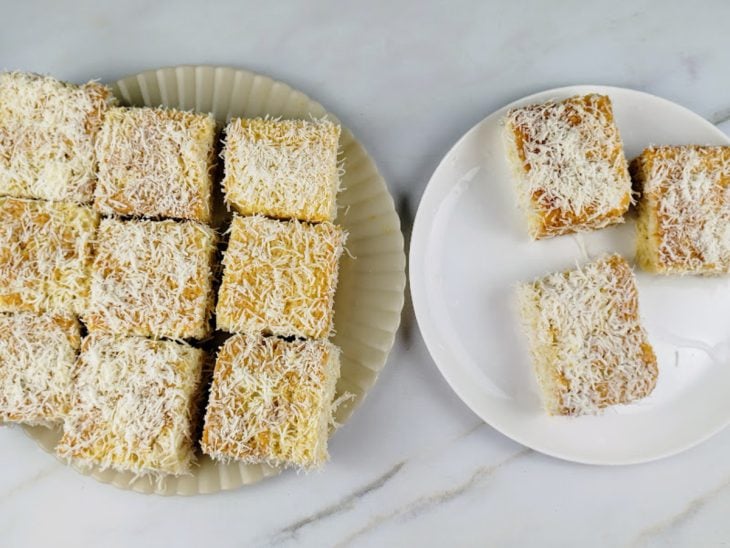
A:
[632, 145, 730, 274]
[0, 197, 98, 315]
[94, 107, 216, 222]
[56, 333, 204, 477]
[504, 94, 631, 239]
[0, 72, 114, 203]
[0, 311, 80, 426]
[518, 254, 657, 415]
[85, 218, 217, 339]
[222, 118, 341, 222]
[201, 333, 340, 469]
[216, 215, 345, 339]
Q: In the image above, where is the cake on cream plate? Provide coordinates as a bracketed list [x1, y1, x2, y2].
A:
[11, 66, 405, 495]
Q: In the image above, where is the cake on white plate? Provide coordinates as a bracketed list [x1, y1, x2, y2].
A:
[632, 145, 730, 274]
[503, 94, 632, 239]
[517, 254, 658, 416]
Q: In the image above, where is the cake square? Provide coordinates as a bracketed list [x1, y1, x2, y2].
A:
[216, 215, 345, 338]
[94, 107, 216, 223]
[503, 94, 632, 239]
[56, 333, 204, 476]
[632, 145, 730, 274]
[0, 197, 98, 315]
[85, 218, 217, 339]
[0, 312, 80, 426]
[517, 254, 657, 416]
[201, 333, 341, 469]
[0, 71, 113, 203]
[222, 117, 341, 222]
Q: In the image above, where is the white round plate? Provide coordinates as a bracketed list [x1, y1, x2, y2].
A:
[22, 66, 406, 494]
[410, 85, 730, 465]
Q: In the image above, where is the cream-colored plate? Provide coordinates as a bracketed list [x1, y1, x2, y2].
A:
[22, 65, 406, 494]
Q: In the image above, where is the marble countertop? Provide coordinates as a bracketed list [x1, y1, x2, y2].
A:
[3, 1, 730, 546]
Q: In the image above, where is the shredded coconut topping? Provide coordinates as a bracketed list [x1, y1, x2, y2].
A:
[517, 254, 657, 416]
[222, 117, 341, 222]
[0, 72, 114, 203]
[0, 311, 80, 426]
[504, 94, 631, 238]
[217, 215, 345, 339]
[56, 333, 204, 477]
[201, 333, 340, 469]
[633, 146, 730, 274]
[85, 218, 217, 340]
[0, 83, 354, 473]
[0, 197, 98, 315]
[95, 107, 216, 222]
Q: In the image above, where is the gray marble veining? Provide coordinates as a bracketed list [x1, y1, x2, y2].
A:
[2, 1, 730, 547]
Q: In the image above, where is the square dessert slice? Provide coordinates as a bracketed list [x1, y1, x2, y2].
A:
[0, 197, 98, 315]
[0, 311, 80, 426]
[56, 333, 204, 476]
[0, 71, 113, 203]
[632, 145, 730, 274]
[222, 118, 341, 222]
[503, 94, 632, 239]
[94, 107, 216, 223]
[85, 218, 217, 339]
[216, 215, 345, 339]
[517, 254, 657, 416]
[201, 333, 341, 469]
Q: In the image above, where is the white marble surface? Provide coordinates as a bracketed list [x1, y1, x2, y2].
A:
[2, 1, 730, 546]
